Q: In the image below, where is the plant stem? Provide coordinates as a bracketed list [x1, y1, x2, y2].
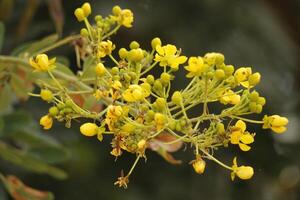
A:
[35, 34, 81, 55]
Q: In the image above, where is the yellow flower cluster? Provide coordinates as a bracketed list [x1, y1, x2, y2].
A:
[29, 2, 289, 188]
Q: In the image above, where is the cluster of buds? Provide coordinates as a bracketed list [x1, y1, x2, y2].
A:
[28, 2, 289, 188]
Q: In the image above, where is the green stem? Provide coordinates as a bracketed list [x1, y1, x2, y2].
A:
[109, 54, 119, 66]
[35, 34, 80, 55]
[102, 25, 121, 40]
[140, 61, 158, 76]
[201, 149, 232, 171]
[127, 155, 141, 177]
[230, 115, 263, 124]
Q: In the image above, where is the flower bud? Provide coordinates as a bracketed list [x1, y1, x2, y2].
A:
[74, 8, 85, 22]
[112, 5, 122, 15]
[137, 139, 146, 150]
[151, 37, 161, 50]
[171, 91, 182, 105]
[215, 69, 225, 79]
[146, 75, 155, 84]
[80, 28, 89, 37]
[40, 89, 53, 102]
[236, 166, 254, 180]
[224, 65, 234, 76]
[192, 159, 206, 174]
[155, 98, 166, 109]
[49, 106, 59, 116]
[80, 123, 98, 137]
[153, 80, 163, 91]
[118, 48, 128, 59]
[248, 91, 259, 102]
[160, 72, 171, 85]
[82, 2, 92, 17]
[248, 72, 261, 86]
[257, 97, 266, 106]
[40, 115, 53, 130]
[129, 41, 140, 49]
[95, 63, 106, 76]
[127, 48, 144, 62]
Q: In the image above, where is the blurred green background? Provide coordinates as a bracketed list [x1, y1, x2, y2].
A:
[0, 0, 300, 199]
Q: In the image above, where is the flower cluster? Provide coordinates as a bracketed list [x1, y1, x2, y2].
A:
[29, 2, 289, 188]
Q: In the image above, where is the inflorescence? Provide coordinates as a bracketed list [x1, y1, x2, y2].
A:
[29, 2, 288, 188]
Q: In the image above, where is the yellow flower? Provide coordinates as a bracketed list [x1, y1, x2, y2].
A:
[118, 9, 134, 28]
[154, 113, 167, 130]
[204, 52, 224, 66]
[121, 123, 135, 135]
[231, 157, 254, 180]
[95, 63, 106, 76]
[137, 139, 147, 150]
[112, 80, 122, 90]
[123, 85, 146, 102]
[107, 105, 123, 120]
[40, 89, 53, 102]
[93, 90, 108, 100]
[80, 123, 98, 137]
[106, 105, 123, 131]
[234, 67, 255, 88]
[263, 115, 288, 134]
[191, 158, 206, 174]
[154, 44, 187, 70]
[97, 40, 115, 58]
[112, 6, 134, 28]
[29, 54, 56, 71]
[220, 90, 241, 105]
[184, 57, 204, 78]
[40, 115, 53, 130]
[230, 120, 254, 151]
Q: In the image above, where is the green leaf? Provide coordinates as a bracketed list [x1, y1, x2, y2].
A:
[80, 56, 97, 79]
[83, 95, 98, 111]
[0, 21, 4, 53]
[10, 73, 33, 100]
[55, 62, 74, 76]
[11, 41, 35, 56]
[0, 84, 13, 115]
[11, 34, 59, 57]
[1, 174, 54, 200]
[0, 142, 67, 180]
[2, 110, 69, 164]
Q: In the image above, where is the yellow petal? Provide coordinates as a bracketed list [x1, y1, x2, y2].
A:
[155, 45, 164, 55]
[239, 143, 251, 151]
[230, 131, 241, 144]
[176, 56, 188, 64]
[271, 126, 287, 134]
[235, 120, 246, 132]
[240, 134, 254, 144]
[165, 44, 177, 55]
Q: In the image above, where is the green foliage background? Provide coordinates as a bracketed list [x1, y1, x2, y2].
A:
[0, 0, 299, 199]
